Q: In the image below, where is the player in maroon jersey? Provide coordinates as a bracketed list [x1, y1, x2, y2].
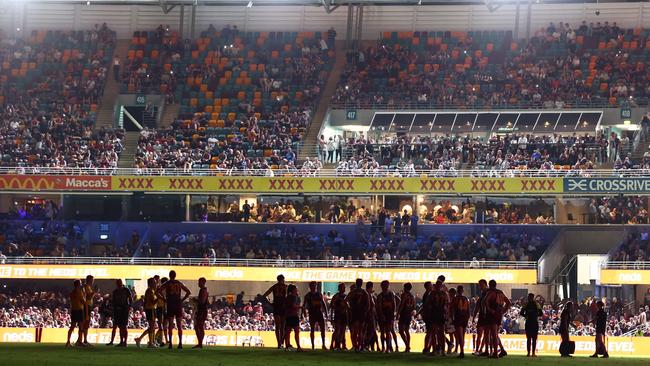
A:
[303, 281, 328, 350]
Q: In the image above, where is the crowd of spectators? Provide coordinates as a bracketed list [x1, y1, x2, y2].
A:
[590, 196, 649, 225]
[133, 111, 311, 173]
[337, 132, 610, 175]
[145, 225, 549, 263]
[120, 25, 180, 101]
[333, 22, 650, 109]
[128, 25, 332, 172]
[611, 229, 650, 263]
[1, 289, 646, 338]
[0, 25, 123, 168]
[193, 197, 553, 226]
[0, 220, 85, 258]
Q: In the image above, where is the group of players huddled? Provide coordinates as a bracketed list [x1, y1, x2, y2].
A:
[68, 271, 607, 358]
[263, 274, 511, 358]
[67, 271, 210, 349]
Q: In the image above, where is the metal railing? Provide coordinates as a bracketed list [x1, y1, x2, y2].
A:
[602, 261, 650, 270]
[0, 256, 537, 269]
[0, 167, 648, 178]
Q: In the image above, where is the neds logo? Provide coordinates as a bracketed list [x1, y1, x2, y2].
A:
[3, 331, 34, 342]
[619, 273, 642, 282]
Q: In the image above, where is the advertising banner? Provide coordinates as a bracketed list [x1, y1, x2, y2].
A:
[1, 328, 647, 357]
[0, 264, 537, 284]
[600, 269, 650, 284]
[0, 174, 563, 195]
[564, 178, 650, 194]
[0, 175, 111, 191]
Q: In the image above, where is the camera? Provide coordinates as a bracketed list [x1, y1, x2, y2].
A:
[595, 9, 600, 16]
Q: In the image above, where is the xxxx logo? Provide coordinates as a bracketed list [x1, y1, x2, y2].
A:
[118, 177, 154, 189]
[470, 179, 506, 191]
[218, 178, 253, 190]
[420, 179, 456, 191]
[520, 179, 557, 191]
[369, 179, 405, 191]
[319, 179, 355, 191]
[269, 179, 304, 190]
[169, 178, 204, 189]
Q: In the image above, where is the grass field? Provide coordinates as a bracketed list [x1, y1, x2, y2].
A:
[0, 344, 647, 366]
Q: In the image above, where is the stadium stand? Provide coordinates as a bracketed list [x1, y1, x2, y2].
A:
[0, 25, 124, 168]
[120, 25, 180, 102]
[128, 26, 334, 172]
[146, 225, 551, 262]
[610, 228, 650, 262]
[332, 23, 650, 109]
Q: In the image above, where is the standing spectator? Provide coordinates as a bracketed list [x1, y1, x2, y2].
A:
[335, 135, 343, 162]
[327, 27, 337, 49]
[642, 113, 650, 141]
[609, 132, 620, 162]
[242, 200, 251, 223]
[410, 213, 419, 237]
[327, 137, 335, 163]
[318, 135, 327, 162]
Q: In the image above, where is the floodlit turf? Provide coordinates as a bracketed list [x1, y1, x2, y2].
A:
[0, 344, 648, 366]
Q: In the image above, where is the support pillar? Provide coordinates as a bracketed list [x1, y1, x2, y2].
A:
[355, 5, 364, 50]
[514, 0, 520, 40]
[185, 194, 191, 221]
[346, 5, 354, 50]
[526, 0, 532, 40]
[190, 4, 196, 40]
[179, 5, 185, 39]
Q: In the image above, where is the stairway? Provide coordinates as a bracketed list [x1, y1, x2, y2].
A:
[95, 39, 131, 130]
[631, 132, 649, 162]
[300, 41, 347, 160]
[117, 132, 141, 169]
[159, 103, 180, 128]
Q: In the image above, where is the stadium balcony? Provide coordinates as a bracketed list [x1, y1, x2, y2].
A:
[0, 220, 558, 262]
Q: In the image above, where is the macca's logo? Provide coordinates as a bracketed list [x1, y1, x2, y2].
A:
[59, 177, 111, 190]
[0, 176, 55, 190]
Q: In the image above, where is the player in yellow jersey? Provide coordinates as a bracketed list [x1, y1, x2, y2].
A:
[66, 279, 86, 347]
[154, 276, 168, 347]
[135, 278, 158, 348]
[81, 275, 96, 346]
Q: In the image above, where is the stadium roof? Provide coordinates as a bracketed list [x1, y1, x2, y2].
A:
[13, 0, 629, 6]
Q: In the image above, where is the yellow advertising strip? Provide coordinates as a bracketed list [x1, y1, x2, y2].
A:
[0, 174, 562, 194]
[600, 269, 650, 285]
[113, 176, 563, 194]
[0, 264, 537, 284]
[0, 328, 644, 357]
